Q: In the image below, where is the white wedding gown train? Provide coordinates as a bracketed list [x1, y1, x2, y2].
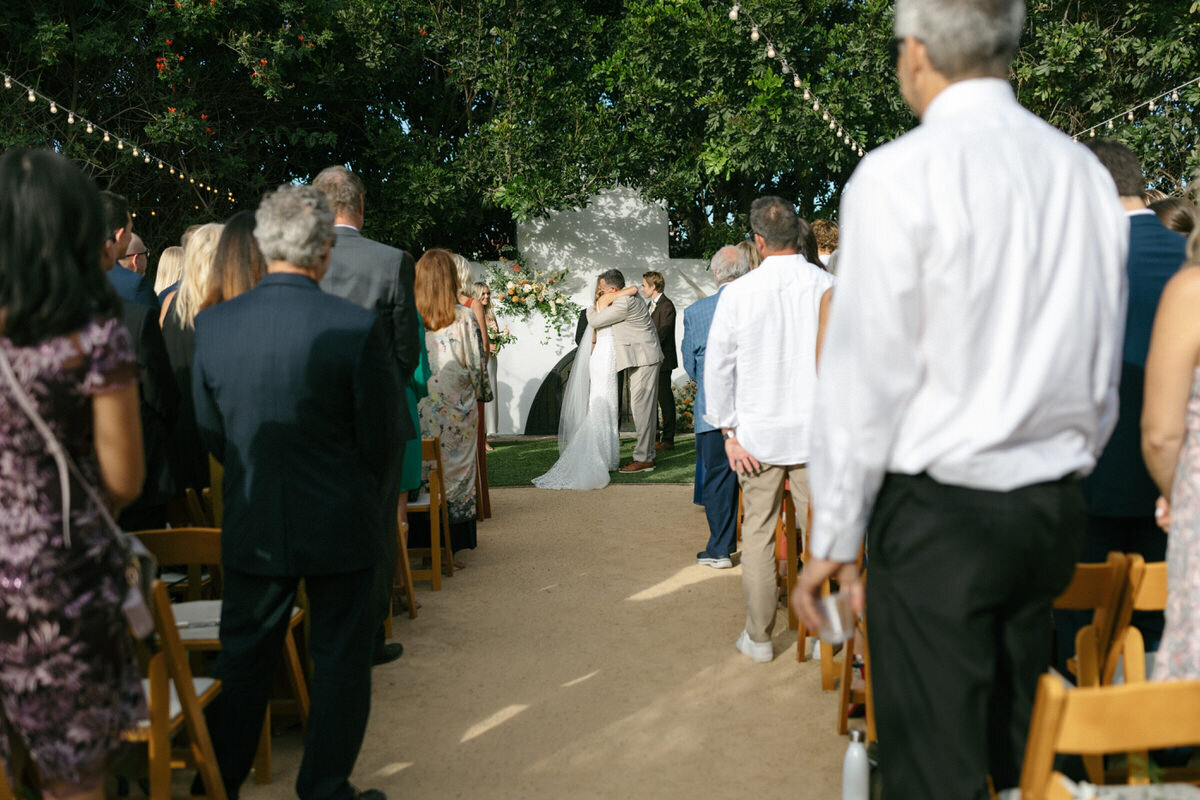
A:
[533, 325, 619, 490]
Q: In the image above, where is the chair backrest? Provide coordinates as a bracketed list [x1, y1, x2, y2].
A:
[133, 528, 222, 602]
[1020, 673, 1200, 797]
[422, 437, 446, 505]
[1054, 552, 1127, 673]
[1101, 555, 1166, 684]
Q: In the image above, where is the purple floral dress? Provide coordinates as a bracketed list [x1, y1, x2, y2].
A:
[1156, 367, 1200, 680]
[0, 317, 146, 784]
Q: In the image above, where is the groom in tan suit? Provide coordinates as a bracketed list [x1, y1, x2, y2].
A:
[587, 268, 663, 472]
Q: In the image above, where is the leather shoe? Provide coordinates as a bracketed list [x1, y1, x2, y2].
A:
[354, 789, 387, 800]
[619, 460, 656, 473]
[654, 441, 675, 451]
[372, 642, 404, 666]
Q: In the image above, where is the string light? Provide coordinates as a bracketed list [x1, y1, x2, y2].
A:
[0, 71, 237, 205]
[750, 25, 759, 42]
[794, 74, 802, 88]
[728, 4, 739, 21]
[1072, 74, 1198, 140]
[766, 44, 776, 59]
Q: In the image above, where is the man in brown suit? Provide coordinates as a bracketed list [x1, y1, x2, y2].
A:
[642, 271, 677, 451]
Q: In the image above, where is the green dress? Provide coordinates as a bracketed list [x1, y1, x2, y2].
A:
[400, 315, 430, 491]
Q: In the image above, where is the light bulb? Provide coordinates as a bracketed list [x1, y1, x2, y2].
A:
[169, 167, 175, 174]
[132, 147, 138, 156]
[117, 140, 123, 150]
[103, 131, 110, 142]
[1089, 129, 1096, 137]
[750, 25, 759, 41]
[3, 76, 10, 89]
[829, 121, 835, 130]
[189, 177, 194, 183]
[838, 128, 843, 137]
[144, 155, 150, 164]
[803, 88, 810, 100]
[812, 101, 819, 111]
[86, 122, 93, 133]
[27, 89, 35, 102]
[49, 101, 57, 113]
[823, 111, 829, 121]
[158, 161, 164, 169]
[766, 44, 775, 58]
[1127, 111, 1133, 121]
[794, 75, 802, 88]
[1149, 100, 1155, 111]
[1106, 120, 1113, 129]
[1172, 90, 1180, 101]
[67, 112, 74, 124]
[728, 4, 739, 21]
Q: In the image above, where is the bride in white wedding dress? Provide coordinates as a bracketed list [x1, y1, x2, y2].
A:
[533, 283, 638, 490]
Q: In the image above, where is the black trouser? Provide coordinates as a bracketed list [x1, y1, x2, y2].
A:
[1053, 514, 1166, 672]
[654, 366, 675, 445]
[866, 473, 1084, 799]
[206, 567, 376, 800]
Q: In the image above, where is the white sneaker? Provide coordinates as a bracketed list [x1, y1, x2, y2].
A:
[735, 630, 773, 663]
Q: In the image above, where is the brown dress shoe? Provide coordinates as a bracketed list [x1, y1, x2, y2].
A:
[655, 441, 675, 451]
[619, 460, 656, 473]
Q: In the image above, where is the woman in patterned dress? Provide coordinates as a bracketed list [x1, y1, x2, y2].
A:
[414, 249, 487, 561]
[1143, 229, 1200, 680]
[0, 149, 147, 799]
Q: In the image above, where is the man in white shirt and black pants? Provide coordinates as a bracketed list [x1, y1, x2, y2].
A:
[792, 0, 1128, 796]
[704, 196, 834, 664]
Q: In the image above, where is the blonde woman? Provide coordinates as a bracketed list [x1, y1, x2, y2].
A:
[162, 222, 224, 491]
[736, 239, 762, 270]
[153, 245, 185, 311]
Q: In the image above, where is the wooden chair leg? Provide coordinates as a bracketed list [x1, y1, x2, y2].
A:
[784, 494, 798, 631]
[427, 509, 443, 591]
[147, 653, 172, 800]
[838, 623, 856, 735]
[283, 625, 311, 728]
[862, 623, 877, 743]
[441, 507, 455, 579]
[253, 711, 271, 784]
[397, 519, 417, 619]
[383, 608, 393, 639]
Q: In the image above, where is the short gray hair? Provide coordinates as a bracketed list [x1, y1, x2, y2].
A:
[894, 0, 1025, 79]
[312, 165, 365, 217]
[710, 245, 749, 285]
[254, 185, 334, 269]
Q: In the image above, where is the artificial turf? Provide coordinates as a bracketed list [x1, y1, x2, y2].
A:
[486, 435, 698, 487]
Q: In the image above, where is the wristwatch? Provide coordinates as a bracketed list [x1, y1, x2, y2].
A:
[723, 429, 737, 440]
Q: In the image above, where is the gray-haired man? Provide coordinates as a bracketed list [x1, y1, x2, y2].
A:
[793, 0, 1127, 795]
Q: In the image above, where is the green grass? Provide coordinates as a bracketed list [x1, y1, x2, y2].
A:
[486, 435, 697, 487]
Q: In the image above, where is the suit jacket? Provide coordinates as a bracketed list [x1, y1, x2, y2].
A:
[586, 294, 663, 371]
[192, 273, 402, 576]
[1085, 212, 1187, 517]
[116, 299, 179, 523]
[107, 264, 159, 308]
[681, 286, 727, 434]
[321, 226, 420, 410]
[650, 294, 677, 371]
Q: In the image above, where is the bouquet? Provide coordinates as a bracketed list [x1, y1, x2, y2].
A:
[488, 325, 517, 352]
[484, 255, 581, 343]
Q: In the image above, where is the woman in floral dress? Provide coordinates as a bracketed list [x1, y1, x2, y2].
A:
[414, 249, 487, 559]
[0, 150, 146, 799]
[1143, 238, 1200, 680]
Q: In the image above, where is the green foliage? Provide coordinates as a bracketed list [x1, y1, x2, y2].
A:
[1, 1, 1197, 260]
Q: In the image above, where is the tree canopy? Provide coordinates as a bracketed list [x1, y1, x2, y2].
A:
[1, 0, 1196, 259]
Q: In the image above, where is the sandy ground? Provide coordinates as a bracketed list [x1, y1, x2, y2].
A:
[242, 485, 854, 800]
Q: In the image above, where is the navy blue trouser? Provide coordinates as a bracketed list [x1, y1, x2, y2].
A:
[697, 429, 738, 557]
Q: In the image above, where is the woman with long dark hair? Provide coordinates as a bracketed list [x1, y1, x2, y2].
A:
[0, 149, 146, 799]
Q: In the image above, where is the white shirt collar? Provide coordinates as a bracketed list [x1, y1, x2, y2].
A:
[922, 78, 1016, 126]
[334, 223, 360, 231]
[1127, 208, 1156, 217]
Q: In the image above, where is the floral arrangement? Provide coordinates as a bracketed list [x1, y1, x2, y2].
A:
[673, 379, 697, 432]
[484, 255, 580, 343]
[488, 325, 517, 352]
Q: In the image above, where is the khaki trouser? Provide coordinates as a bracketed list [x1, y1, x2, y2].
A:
[626, 362, 660, 463]
[738, 463, 810, 643]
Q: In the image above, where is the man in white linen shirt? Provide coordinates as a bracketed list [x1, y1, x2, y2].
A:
[704, 196, 834, 664]
[790, 1, 1127, 796]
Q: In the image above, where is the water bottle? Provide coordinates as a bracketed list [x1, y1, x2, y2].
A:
[843, 729, 869, 800]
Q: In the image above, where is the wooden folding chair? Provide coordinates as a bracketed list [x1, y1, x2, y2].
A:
[133, 528, 310, 784]
[836, 610, 876, 744]
[1053, 552, 1129, 681]
[121, 580, 226, 800]
[1018, 674, 1200, 799]
[408, 438, 455, 590]
[1101, 556, 1166, 686]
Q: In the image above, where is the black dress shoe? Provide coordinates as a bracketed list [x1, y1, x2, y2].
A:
[372, 642, 404, 666]
[355, 790, 386, 800]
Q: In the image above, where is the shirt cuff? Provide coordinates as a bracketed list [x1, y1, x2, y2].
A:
[808, 510, 867, 563]
[702, 411, 735, 430]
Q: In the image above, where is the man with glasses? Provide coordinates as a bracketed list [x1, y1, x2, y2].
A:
[118, 232, 149, 276]
[793, 0, 1127, 796]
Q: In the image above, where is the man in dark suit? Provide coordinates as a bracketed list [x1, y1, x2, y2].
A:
[99, 191, 158, 308]
[313, 165, 418, 666]
[1055, 140, 1189, 668]
[193, 185, 401, 800]
[642, 270, 677, 451]
[98, 194, 178, 529]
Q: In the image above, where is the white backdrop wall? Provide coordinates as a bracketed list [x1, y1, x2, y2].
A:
[474, 186, 724, 435]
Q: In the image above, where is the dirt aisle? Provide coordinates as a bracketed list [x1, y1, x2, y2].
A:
[244, 485, 850, 799]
